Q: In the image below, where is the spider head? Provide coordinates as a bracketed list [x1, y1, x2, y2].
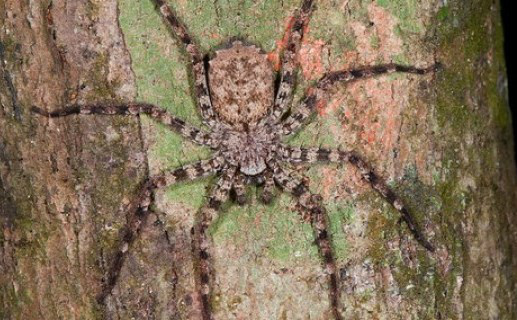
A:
[222, 126, 274, 176]
[209, 41, 274, 131]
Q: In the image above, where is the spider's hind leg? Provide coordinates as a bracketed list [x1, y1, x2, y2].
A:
[271, 163, 342, 320]
[279, 145, 435, 252]
[97, 158, 222, 305]
[232, 172, 247, 205]
[192, 167, 237, 320]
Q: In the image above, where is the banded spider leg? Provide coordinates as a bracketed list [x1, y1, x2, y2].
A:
[98, 157, 224, 302]
[150, 0, 219, 128]
[278, 145, 435, 252]
[271, 163, 342, 320]
[192, 167, 237, 320]
[31, 103, 223, 303]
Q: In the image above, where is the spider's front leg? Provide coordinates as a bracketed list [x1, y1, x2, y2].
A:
[97, 157, 224, 304]
[269, 0, 315, 123]
[271, 163, 342, 320]
[192, 167, 237, 320]
[150, 0, 218, 128]
[31, 103, 216, 148]
[281, 63, 440, 136]
[279, 145, 435, 252]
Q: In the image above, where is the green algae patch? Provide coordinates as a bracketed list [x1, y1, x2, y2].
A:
[119, 0, 201, 124]
[376, 0, 425, 35]
[163, 179, 209, 210]
[327, 201, 355, 260]
[308, 0, 358, 62]
[211, 194, 319, 265]
[436, 6, 449, 22]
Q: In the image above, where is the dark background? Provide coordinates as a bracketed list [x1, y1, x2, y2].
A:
[500, 0, 516, 159]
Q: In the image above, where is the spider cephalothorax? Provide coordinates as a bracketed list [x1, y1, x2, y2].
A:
[33, 0, 439, 319]
[219, 124, 277, 176]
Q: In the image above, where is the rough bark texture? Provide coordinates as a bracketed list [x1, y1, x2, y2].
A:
[1, 0, 516, 319]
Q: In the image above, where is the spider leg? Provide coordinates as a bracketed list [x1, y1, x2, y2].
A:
[150, 0, 218, 128]
[232, 172, 247, 205]
[279, 145, 435, 252]
[281, 63, 440, 136]
[271, 163, 342, 320]
[192, 167, 236, 320]
[32, 103, 216, 148]
[260, 169, 276, 204]
[269, 0, 315, 123]
[98, 157, 223, 304]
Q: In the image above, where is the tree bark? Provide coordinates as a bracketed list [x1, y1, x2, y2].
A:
[1, 0, 516, 319]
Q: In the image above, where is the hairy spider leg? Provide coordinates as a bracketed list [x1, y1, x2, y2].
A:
[31, 103, 216, 147]
[281, 63, 440, 136]
[150, 0, 218, 128]
[269, 0, 315, 123]
[232, 172, 247, 205]
[98, 157, 224, 304]
[192, 167, 237, 320]
[260, 169, 277, 204]
[271, 163, 343, 320]
[279, 145, 435, 252]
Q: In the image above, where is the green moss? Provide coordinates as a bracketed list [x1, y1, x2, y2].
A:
[119, 0, 200, 121]
[327, 201, 355, 260]
[86, 52, 118, 100]
[179, 0, 299, 52]
[370, 34, 380, 49]
[436, 6, 449, 22]
[309, 1, 357, 59]
[434, 0, 507, 161]
[212, 194, 319, 264]
[163, 178, 209, 209]
[376, 0, 424, 35]
[428, 1, 512, 318]
[288, 100, 343, 147]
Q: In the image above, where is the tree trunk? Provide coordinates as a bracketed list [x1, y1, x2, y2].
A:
[1, 0, 516, 319]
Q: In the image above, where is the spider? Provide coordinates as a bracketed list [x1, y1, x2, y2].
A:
[32, 0, 438, 319]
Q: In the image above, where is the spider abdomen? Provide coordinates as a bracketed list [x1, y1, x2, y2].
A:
[209, 41, 274, 131]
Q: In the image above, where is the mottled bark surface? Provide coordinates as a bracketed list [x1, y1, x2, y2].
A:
[1, 0, 516, 319]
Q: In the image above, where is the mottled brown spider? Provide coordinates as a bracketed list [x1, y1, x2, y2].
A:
[32, 0, 439, 319]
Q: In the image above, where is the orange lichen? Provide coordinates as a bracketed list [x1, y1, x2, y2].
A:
[209, 32, 222, 40]
[316, 97, 329, 116]
[322, 92, 347, 117]
[343, 78, 406, 155]
[298, 39, 326, 80]
[320, 167, 338, 199]
[267, 15, 295, 71]
[348, 2, 404, 65]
